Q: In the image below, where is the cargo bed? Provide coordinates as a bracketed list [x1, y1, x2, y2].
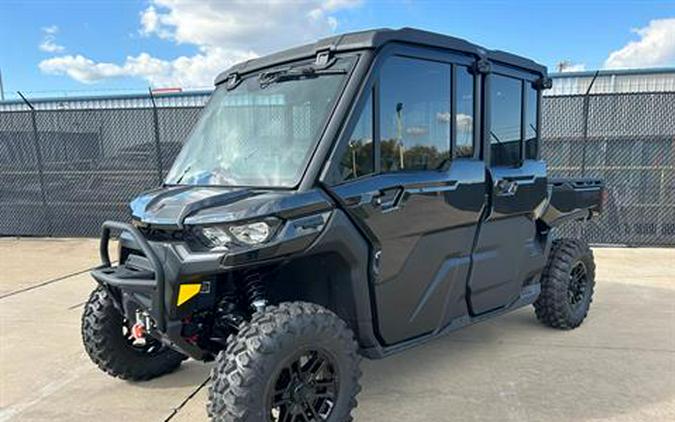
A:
[541, 178, 604, 227]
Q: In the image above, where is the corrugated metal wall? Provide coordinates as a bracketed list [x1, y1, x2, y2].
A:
[546, 68, 675, 96]
[0, 91, 211, 111]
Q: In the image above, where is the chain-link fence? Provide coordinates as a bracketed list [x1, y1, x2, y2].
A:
[1, 90, 674, 245]
[0, 98, 203, 236]
[541, 91, 674, 246]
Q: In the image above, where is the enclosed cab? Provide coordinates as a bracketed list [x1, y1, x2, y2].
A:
[82, 28, 603, 422]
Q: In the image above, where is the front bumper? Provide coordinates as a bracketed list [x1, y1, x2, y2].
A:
[90, 214, 330, 359]
[92, 221, 223, 359]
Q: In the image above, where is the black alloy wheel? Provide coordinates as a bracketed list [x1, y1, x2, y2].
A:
[208, 302, 361, 422]
[268, 349, 340, 421]
[567, 261, 589, 308]
[534, 238, 596, 330]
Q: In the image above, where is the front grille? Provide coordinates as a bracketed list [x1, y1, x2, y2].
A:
[138, 226, 187, 242]
[136, 226, 211, 252]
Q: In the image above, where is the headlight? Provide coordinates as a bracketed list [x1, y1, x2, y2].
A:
[197, 218, 280, 250]
[200, 226, 232, 249]
[229, 221, 272, 245]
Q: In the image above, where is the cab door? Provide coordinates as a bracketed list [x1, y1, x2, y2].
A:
[466, 66, 548, 315]
[324, 48, 486, 345]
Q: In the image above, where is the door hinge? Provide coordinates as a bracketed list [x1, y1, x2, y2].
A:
[471, 59, 491, 75]
[534, 76, 553, 90]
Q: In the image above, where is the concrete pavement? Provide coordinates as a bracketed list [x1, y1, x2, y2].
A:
[0, 238, 116, 297]
[0, 239, 673, 421]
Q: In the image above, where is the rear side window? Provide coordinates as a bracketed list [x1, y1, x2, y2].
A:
[338, 92, 374, 180]
[379, 56, 451, 172]
[525, 84, 539, 159]
[455, 65, 474, 158]
[490, 74, 522, 167]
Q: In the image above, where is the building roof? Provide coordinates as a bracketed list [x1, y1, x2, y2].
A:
[0, 90, 211, 111]
[215, 27, 548, 85]
[547, 67, 675, 96]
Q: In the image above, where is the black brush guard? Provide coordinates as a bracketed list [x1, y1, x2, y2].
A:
[91, 221, 167, 332]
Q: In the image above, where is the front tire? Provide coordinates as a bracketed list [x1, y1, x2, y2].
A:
[534, 238, 596, 329]
[81, 286, 185, 381]
[208, 302, 362, 422]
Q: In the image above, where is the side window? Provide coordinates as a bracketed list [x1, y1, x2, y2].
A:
[455, 65, 474, 157]
[338, 92, 374, 181]
[490, 74, 522, 167]
[379, 56, 451, 172]
[525, 84, 539, 159]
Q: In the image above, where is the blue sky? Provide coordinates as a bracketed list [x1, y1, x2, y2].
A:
[1, 0, 674, 100]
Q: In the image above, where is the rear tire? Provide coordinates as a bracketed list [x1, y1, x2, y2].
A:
[534, 238, 595, 329]
[81, 286, 185, 381]
[208, 301, 362, 422]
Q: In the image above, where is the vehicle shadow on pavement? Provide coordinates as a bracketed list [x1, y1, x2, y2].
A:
[132, 361, 213, 390]
[356, 281, 675, 421]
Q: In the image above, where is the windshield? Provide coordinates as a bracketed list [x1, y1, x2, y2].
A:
[165, 57, 354, 187]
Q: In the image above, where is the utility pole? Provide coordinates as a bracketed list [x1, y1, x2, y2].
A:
[0, 68, 5, 101]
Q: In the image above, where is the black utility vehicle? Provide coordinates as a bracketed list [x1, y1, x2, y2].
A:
[82, 28, 604, 421]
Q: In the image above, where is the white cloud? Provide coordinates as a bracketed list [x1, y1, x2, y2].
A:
[436, 112, 473, 132]
[604, 18, 675, 69]
[139, 0, 361, 52]
[40, 0, 362, 87]
[42, 25, 59, 35]
[40, 38, 66, 53]
[139, 6, 160, 36]
[436, 112, 451, 123]
[456, 113, 473, 132]
[39, 25, 65, 53]
[406, 126, 428, 136]
[39, 48, 257, 87]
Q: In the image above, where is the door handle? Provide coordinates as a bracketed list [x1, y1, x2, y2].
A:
[372, 188, 403, 212]
[495, 179, 518, 196]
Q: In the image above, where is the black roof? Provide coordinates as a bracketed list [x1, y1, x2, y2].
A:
[215, 27, 547, 85]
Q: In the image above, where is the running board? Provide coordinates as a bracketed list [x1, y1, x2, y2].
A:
[360, 283, 541, 359]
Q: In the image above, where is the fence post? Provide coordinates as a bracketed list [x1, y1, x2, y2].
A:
[148, 88, 164, 185]
[577, 72, 600, 240]
[17, 91, 52, 235]
[580, 71, 599, 177]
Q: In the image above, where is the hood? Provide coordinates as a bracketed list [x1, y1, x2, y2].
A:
[129, 185, 333, 227]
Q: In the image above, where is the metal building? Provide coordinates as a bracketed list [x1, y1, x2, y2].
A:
[0, 90, 211, 111]
[546, 67, 675, 96]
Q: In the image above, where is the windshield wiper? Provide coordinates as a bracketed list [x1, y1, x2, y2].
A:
[259, 66, 347, 88]
[174, 164, 192, 184]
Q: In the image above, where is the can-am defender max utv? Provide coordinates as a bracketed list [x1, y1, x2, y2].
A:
[82, 28, 604, 421]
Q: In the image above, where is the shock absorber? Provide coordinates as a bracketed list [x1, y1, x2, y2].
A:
[243, 272, 267, 312]
[216, 289, 244, 330]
